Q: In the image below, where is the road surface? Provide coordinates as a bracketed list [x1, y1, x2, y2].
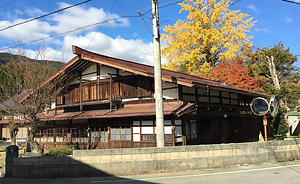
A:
[1, 162, 300, 184]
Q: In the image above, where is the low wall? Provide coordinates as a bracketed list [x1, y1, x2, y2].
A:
[7, 138, 300, 178]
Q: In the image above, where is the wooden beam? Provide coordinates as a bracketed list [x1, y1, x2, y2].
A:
[97, 63, 100, 102]
[80, 72, 83, 112]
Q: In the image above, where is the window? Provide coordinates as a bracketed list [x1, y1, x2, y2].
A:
[164, 126, 173, 142]
[79, 129, 88, 143]
[111, 126, 131, 140]
[100, 127, 109, 143]
[182, 86, 196, 94]
[141, 124, 154, 141]
[133, 121, 141, 142]
[55, 128, 82, 143]
[56, 129, 63, 142]
[91, 127, 100, 143]
[165, 135, 172, 142]
[34, 129, 54, 142]
[47, 129, 54, 142]
[142, 134, 154, 141]
[91, 127, 109, 143]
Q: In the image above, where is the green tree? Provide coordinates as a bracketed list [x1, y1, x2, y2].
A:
[243, 42, 300, 139]
[271, 109, 288, 140]
[245, 42, 300, 110]
[162, 0, 255, 76]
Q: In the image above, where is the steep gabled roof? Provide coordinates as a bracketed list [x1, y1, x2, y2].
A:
[22, 45, 267, 101]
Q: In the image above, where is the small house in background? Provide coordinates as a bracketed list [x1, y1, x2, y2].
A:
[1, 46, 268, 150]
[287, 112, 300, 136]
[0, 92, 28, 141]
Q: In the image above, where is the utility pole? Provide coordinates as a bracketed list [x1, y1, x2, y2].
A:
[152, 0, 165, 147]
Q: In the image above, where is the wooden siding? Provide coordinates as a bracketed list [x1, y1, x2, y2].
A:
[57, 75, 154, 106]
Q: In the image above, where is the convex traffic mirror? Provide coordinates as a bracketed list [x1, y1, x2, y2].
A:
[250, 96, 279, 117]
[250, 97, 269, 116]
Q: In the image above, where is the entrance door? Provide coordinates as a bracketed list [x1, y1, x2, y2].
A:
[186, 119, 198, 145]
[186, 119, 211, 145]
[198, 119, 211, 144]
[223, 116, 243, 143]
[90, 126, 109, 149]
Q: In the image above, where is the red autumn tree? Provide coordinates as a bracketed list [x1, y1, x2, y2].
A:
[212, 60, 263, 90]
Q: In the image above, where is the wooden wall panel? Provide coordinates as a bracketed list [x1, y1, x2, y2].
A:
[58, 75, 154, 106]
[109, 141, 133, 149]
[90, 82, 98, 101]
[99, 82, 109, 100]
[65, 93, 71, 105]
[72, 86, 80, 103]
[56, 96, 64, 105]
[82, 84, 90, 102]
[113, 82, 120, 96]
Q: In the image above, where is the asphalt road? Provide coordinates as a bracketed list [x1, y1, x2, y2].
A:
[1, 163, 300, 184]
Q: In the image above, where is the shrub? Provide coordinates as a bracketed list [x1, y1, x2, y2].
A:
[45, 147, 73, 156]
[271, 109, 288, 140]
[0, 146, 6, 152]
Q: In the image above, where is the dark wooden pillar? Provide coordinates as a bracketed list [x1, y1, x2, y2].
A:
[80, 72, 83, 112]
[97, 63, 100, 102]
[110, 73, 113, 111]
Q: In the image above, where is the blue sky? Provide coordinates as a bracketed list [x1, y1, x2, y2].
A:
[0, 0, 299, 67]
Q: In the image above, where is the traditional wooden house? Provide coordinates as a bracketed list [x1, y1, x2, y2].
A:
[0, 93, 28, 141]
[19, 46, 268, 150]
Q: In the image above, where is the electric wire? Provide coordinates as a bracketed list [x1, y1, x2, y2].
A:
[86, 0, 117, 49]
[0, 0, 17, 9]
[5, 15, 140, 49]
[0, 0, 92, 32]
[1, 0, 183, 50]
[138, 10, 153, 36]
[282, 0, 300, 5]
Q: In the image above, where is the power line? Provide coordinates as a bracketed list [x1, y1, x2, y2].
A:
[230, 0, 243, 5]
[0, 0, 92, 32]
[282, 0, 300, 5]
[5, 15, 139, 49]
[2, 0, 182, 50]
[0, 0, 17, 9]
[86, 0, 118, 49]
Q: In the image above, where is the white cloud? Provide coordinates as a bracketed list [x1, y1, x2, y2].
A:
[0, 3, 154, 66]
[0, 3, 130, 44]
[262, 28, 270, 33]
[0, 19, 54, 43]
[247, 4, 260, 13]
[62, 32, 154, 65]
[25, 8, 46, 17]
[285, 18, 292, 22]
[14, 9, 24, 16]
[51, 3, 129, 34]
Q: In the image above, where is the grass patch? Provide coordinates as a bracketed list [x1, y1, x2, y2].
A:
[45, 147, 73, 156]
[0, 146, 6, 152]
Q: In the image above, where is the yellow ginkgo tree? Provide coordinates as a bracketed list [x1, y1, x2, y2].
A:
[162, 0, 255, 76]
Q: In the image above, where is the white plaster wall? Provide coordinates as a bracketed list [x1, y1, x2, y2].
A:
[82, 64, 97, 75]
[100, 65, 117, 79]
[288, 115, 300, 135]
[162, 82, 178, 99]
